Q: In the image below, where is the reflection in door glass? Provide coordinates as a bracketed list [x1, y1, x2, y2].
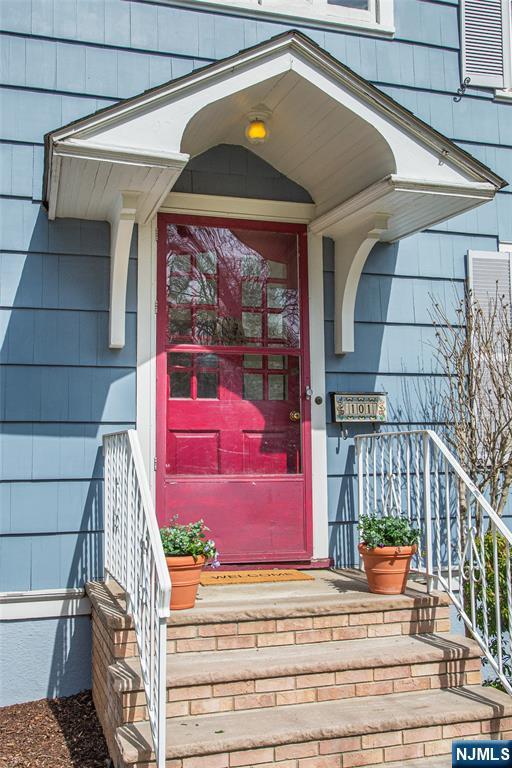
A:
[242, 312, 262, 339]
[170, 370, 191, 398]
[267, 313, 284, 339]
[191, 278, 217, 305]
[242, 281, 262, 307]
[241, 255, 260, 276]
[268, 355, 285, 369]
[243, 373, 264, 400]
[168, 253, 191, 273]
[169, 308, 192, 337]
[168, 275, 190, 303]
[243, 354, 263, 368]
[267, 284, 287, 309]
[267, 260, 287, 279]
[196, 250, 216, 274]
[166, 224, 299, 346]
[268, 374, 287, 401]
[197, 371, 218, 399]
[170, 352, 192, 367]
[195, 310, 217, 340]
[196, 353, 219, 368]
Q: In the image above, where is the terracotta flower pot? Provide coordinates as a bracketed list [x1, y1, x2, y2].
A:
[166, 555, 206, 610]
[358, 543, 417, 595]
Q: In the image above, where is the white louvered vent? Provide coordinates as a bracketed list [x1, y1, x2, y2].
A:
[469, 250, 512, 316]
[461, 0, 507, 88]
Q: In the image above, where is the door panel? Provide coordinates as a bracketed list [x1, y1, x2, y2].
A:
[163, 478, 306, 559]
[166, 352, 301, 476]
[168, 432, 220, 474]
[157, 214, 312, 563]
[243, 432, 289, 474]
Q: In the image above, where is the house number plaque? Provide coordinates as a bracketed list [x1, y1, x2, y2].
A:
[331, 392, 387, 423]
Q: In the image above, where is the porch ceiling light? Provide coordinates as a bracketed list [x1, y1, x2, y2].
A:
[245, 105, 271, 144]
[245, 118, 268, 144]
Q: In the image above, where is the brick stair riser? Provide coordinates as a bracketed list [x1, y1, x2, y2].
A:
[165, 608, 451, 654]
[92, 611, 133, 763]
[123, 717, 512, 768]
[118, 658, 481, 723]
[98, 608, 451, 658]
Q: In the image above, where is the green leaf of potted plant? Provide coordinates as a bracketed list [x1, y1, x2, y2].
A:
[160, 517, 219, 610]
[358, 514, 419, 595]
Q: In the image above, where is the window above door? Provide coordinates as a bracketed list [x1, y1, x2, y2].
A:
[167, 0, 394, 35]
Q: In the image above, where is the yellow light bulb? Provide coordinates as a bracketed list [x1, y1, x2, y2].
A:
[245, 119, 268, 144]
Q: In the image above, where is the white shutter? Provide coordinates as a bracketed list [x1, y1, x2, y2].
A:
[468, 250, 512, 315]
[461, 0, 507, 88]
[468, 250, 512, 449]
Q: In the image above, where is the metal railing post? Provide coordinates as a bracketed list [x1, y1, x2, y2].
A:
[156, 613, 168, 768]
[356, 437, 364, 571]
[423, 433, 434, 593]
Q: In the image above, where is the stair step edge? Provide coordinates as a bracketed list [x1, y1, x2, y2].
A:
[109, 633, 481, 693]
[115, 685, 512, 764]
[168, 591, 451, 626]
[86, 579, 450, 630]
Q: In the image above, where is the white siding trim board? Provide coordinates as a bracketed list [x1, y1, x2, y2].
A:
[0, 589, 91, 620]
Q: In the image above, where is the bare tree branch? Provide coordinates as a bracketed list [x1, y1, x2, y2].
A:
[430, 286, 512, 515]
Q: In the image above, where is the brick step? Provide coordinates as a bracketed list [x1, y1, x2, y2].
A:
[165, 589, 451, 654]
[110, 633, 481, 722]
[115, 685, 512, 767]
[86, 578, 451, 660]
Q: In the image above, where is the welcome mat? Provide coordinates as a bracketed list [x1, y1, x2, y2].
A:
[200, 569, 315, 585]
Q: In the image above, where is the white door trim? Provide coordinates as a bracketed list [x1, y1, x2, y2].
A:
[136, 220, 158, 492]
[307, 232, 329, 560]
[136, 197, 329, 559]
[160, 192, 315, 223]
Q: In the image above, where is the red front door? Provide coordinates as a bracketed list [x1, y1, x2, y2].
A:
[156, 214, 312, 563]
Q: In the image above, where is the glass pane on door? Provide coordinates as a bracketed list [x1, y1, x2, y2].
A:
[165, 224, 300, 347]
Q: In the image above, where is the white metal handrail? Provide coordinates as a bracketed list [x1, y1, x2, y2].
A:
[356, 429, 512, 694]
[103, 430, 171, 768]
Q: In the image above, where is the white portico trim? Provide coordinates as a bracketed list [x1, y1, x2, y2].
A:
[308, 175, 497, 353]
[44, 29, 505, 355]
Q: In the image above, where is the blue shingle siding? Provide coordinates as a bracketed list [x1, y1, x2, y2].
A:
[0, 0, 510, 701]
[173, 145, 313, 202]
[0, 204, 137, 590]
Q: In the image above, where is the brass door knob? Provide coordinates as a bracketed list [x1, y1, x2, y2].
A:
[289, 410, 301, 422]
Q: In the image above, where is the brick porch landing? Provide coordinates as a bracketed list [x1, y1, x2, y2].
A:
[87, 571, 512, 768]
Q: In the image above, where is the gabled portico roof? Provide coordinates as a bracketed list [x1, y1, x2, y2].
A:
[44, 31, 507, 351]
